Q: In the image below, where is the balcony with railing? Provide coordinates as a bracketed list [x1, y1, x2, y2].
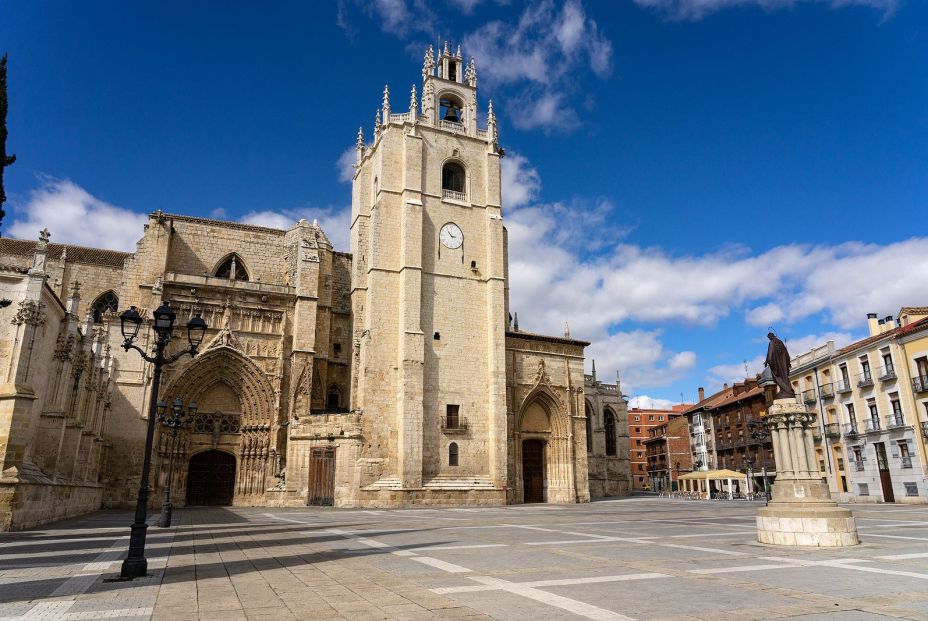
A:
[864, 418, 882, 433]
[857, 372, 874, 388]
[439, 119, 466, 133]
[442, 188, 467, 202]
[921, 421, 928, 440]
[812, 428, 822, 443]
[885, 414, 905, 430]
[913, 375, 928, 393]
[878, 365, 897, 381]
[901, 455, 913, 469]
[853, 458, 866, 471]
[844, 423, 859, 438]
[802, 389, 818, 404]
[835, 379, 853, 394]
[824, 423, 841, 439]
[441, 416, 468, 434]
[819, 382, 835, 399]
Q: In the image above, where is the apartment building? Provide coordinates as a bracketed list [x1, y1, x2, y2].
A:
[790, 308, 928, 504]
[684, 381, 776, 493]
[643, 416, 693, 492]
[627, 406, 687, 490]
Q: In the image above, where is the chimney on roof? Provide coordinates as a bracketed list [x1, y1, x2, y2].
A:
[885, 315, 894, 331]
[867, 313, 879, 336]
[723, 382, 729, 390]
[698, 387, 705, 401]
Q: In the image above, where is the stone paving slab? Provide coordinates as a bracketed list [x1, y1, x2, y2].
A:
[0, 499, 927, 619]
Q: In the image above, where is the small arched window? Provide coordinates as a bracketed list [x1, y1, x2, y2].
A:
[215, 254, 249, 281]
[604, 409, 617, 456]
[442, 162, 465, 195]
[326, 386, 341, 410]
[585, 401, 593, 454]
[449, 442, 459, 467]
[90, 291, 118, 324]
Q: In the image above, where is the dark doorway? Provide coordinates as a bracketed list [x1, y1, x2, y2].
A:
[874, 442, 895, 503]
[522, 439, 545, 503]
[308, 447, 336, 506]
[186, 450, 236, 506]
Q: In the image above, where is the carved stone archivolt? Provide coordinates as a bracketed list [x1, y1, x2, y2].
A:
[161, 346, 278, 498]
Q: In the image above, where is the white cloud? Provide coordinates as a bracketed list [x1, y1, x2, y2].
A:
[501, 152, 541, 208]
[584, 329, 697, 395]
[368, 0, 437, 37]
[505, 152, 928, 394]
[9, 177, 147, 252]
[633, 0, 897, 21]
[239, 207, 352, 252]
[628, 395, 679, 409]
[462, 1, 612, 132]
[785, 331, 854, 355]
[448, 0, 483, 12]
[745, 302, 784, 327]
[707, 355, 765, 389]
[336, 147, 357, 184]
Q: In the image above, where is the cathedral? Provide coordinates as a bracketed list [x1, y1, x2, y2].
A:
[0, 45, 629, 530]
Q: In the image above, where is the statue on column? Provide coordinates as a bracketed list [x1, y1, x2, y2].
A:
[764, 332, 794, 399]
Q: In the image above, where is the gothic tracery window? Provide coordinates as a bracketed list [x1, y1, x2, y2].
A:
[91, 291, 118, 324]
[604, 408, 617, 456]
[214, 254, 249, 281]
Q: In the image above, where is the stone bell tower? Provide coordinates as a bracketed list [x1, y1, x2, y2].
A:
[349, 43, 507, 504]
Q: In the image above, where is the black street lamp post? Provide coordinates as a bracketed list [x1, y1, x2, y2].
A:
[157, 397, 197, 528]
[119, 303, 206, 579]
[747, 418, 771, 502]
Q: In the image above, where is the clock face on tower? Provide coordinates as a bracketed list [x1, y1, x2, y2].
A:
[439, 222, 464, 249]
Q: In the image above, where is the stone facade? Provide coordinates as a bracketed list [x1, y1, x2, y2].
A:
[0, 47, 630, 529]
[0, 233, 115, 530]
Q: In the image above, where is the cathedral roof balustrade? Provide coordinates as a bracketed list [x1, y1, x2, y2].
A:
[162, 271, 294, 296]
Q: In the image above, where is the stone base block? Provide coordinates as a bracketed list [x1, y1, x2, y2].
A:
[757, 503, 859, 547]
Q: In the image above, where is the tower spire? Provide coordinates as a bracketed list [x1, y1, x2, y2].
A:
[382, 84, 391, 120]
[356, 126, 364, 164]
[487, 99, 498, 144]
[592, 359, 597, 382]
[465, 58, 477, 88]
[409, 84, 417, 119]
[374, 109, 381, 137]
[422, 45, 434, 81]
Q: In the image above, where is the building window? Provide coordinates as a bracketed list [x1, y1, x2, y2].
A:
[658, 416, 664, 421]
[636, 439, 642, 446]
[904, 482, 918, 497]
[860, 357, 872, 381]
[859, 483, 869, 496]
[439, 95, 464, 124]
[585, 402, 593, 454]
[326, 386, 341, 410]
[635, 427, 640, 434]
[446, 404, 460, 429]
[648, 415, 655, 421]
[604, 409, 617, 456]
[448, 442, 459, 467]
[215, 254, 249, 281]
[442, 161, 466, 198]
[634, 416, 640, 421]
[90, 290, 118, 324]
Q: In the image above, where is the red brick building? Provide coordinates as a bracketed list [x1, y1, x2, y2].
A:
[628, 405, 689, 490]
[644, 416, 694, 492]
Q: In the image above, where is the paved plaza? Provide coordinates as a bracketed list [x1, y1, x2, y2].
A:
[1, 498, 928, 620]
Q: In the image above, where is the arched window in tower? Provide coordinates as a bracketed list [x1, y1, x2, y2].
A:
[439, 95, 464, 126]
[585, 401, 594, 454]
[442, 162, 466, 200]
[449, 442, 459, 467]
[90, 291, 118, 324]
[326, 385, 341, 410]
[604, 408, 617, 456]
[214, 254, 249, 281]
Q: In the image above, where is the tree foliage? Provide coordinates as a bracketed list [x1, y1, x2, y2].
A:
[1, 53, 16, 235]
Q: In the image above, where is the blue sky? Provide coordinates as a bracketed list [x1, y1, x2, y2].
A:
[2, 0, 926, 406]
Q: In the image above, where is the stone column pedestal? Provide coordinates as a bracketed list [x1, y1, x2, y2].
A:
[756, 399, 859, 547]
